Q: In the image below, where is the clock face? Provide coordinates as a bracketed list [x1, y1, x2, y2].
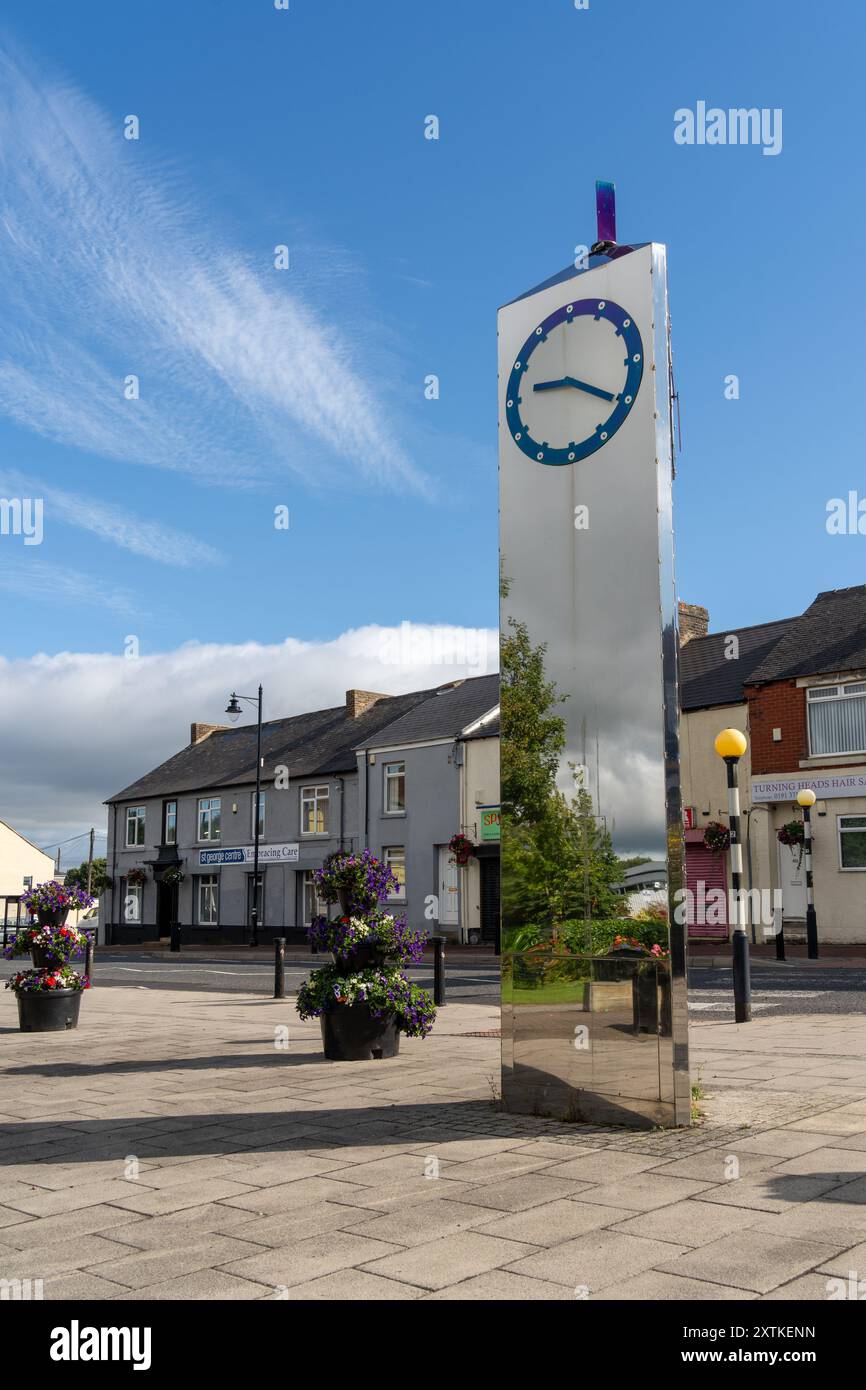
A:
[505, 298, 644, 466]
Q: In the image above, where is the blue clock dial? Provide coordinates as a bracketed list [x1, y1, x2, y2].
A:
[505, 298, 643, 466]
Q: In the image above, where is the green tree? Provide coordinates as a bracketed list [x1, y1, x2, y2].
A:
[64, 857, 112, 896]
[500, 614, 566, 826]
[502, 785, 623, 931]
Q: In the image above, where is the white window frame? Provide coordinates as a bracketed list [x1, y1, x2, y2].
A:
[807, 682, 866, 758]
[197, 797, 221, 842]
[838, 814, 866, 872]
[251, 791, 265, 839]
[125, 806, 146, 848]
[302, 869, 328, 925]
[300, 785, 329, 836]
[163, 800, 177, 846]
[383, 846, 406, 901]
[123, 881, 143, 923]
[196, 874, 220, 925]
[384, 760, 406, 815]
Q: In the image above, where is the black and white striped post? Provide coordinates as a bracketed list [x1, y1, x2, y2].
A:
[797, 788, 818, 959]
[715, 728, 751, 1023]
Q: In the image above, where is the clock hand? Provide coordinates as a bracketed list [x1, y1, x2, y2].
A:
[532, 376, 616, 403]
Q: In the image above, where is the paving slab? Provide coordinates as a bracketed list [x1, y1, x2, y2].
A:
[654, 1231, 838, 1294]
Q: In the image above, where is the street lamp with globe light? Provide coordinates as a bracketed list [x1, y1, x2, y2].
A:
[796, 788, 818, 959]
[225, 686, 263, 947]
[714, 728, 750, 1022]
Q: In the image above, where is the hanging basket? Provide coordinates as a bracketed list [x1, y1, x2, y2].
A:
[703, 821, 730, 855]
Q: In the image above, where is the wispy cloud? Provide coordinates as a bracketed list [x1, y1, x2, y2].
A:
[0, 557, 138, 615]
[0, 471, 222, 567]
[0, 41, 427, 494]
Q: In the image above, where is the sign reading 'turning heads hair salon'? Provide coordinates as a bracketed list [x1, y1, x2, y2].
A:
[499, 183, 690, 1128]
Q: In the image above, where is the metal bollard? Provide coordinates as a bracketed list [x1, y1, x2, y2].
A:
[274, 937, 286, 999]
[85, 933, 94, 980]
[170, 920, 181, 953]
[432, 935, 446, 1007]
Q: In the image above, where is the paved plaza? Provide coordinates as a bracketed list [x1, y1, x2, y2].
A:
[3, 984, 866, 1300]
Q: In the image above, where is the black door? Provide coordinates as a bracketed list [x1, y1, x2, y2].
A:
[479, 855, 500, 949]
[156, 882, 177, 939]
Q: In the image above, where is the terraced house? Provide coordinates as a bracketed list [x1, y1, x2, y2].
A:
[679, 586, 866, 944]
[104, 674, 499, 946]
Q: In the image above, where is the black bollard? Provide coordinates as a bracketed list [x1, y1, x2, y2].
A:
[85, 933, 95, 980]
[274, 937, 286, 999]
[170, 920, 181, 953]
[433, 935, 446, 1007]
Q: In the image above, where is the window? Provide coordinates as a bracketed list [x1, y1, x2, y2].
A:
[302, 870, 327, 925]
[163, 801, 177, 845]
[808, 683, 866, 757]
[196, 875, 219, 925]
[839, 816, 866, 870]
[383, 846, 406, 900]
[251, 792, 265, 839]
[301, 785, 329, 835]
[197, 797, 221, 841]
[123, 881, 143, 923]
[384, 761, 406, 814]
[22, 876, 32, 890]
[125, 806, 146, 847]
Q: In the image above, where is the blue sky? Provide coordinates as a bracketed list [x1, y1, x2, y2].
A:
[0, 0, 864, 851]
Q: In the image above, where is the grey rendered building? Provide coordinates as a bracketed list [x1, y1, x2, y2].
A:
[104, 675, 499, 945]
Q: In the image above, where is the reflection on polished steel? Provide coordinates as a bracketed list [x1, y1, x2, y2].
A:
[499, 235, 690, 1128]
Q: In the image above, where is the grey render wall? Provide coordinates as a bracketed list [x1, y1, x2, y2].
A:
[358, 739, 461, 935]
[106, 770, 360, 941]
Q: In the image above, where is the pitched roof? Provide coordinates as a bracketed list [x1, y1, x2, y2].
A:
[747, 585, 866, 683]
[106, 686, 442, 804]
[357, 675, 500, 749]
[679, 618, 795, 711]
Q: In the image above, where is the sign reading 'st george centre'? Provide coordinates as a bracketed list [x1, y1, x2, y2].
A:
[499, 183, 690, 1128]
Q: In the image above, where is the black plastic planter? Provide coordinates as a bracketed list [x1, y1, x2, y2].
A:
[331, 943, 387, 973]
[16, 988, 82, 1032]
[30, 947, 63, 969]
[35, 908, 70, 928]
[320, 1004, 399, 1060]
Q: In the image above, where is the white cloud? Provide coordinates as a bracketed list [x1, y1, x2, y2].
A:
[0, 41, 427, 494]
[0, 623, 498, 851]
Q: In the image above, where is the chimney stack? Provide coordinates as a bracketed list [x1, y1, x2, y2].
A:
[190, 722, 228, 745]
[346, 689, 388, 720]
[678, 602, 709, 645]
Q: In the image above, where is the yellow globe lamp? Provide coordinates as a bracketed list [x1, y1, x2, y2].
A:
[714, 728, 747, 760]
[797, 788, 817, 809]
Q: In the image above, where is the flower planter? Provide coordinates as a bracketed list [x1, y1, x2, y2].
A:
[320, 1004, 400, 1061]
[30, 946, 63, 969]
[16, 988, 82, 1032]
[331, 943, 387, 973]
[35, 908, 70, 928]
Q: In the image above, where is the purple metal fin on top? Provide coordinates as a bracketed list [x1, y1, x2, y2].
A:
[596, 180, 616, 244]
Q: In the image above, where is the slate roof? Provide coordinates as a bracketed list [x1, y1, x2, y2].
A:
[679, 618, 795, 712]
[106, 675, 501, 804]
[106, 687, 439, 804]
[463, 712, 500, 740]
[747, 585, 866, 684]
[355, 675, 500, 749]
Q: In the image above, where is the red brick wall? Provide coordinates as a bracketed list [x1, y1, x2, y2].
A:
[745, 681, 806, 772]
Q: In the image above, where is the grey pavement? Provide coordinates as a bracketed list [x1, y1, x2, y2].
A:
[3, 982, 866, 1299]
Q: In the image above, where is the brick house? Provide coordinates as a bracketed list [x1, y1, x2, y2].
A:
[679, 587, 866, 944]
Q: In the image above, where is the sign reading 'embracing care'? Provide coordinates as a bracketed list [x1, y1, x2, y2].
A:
[752, 774, 866, 802]
[198, 844, 299, 867]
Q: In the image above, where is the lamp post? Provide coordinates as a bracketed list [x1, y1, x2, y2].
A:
[797, 788, 818, 960]
[714, 728, 750, 1023]
[226, 685, 263, 948]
